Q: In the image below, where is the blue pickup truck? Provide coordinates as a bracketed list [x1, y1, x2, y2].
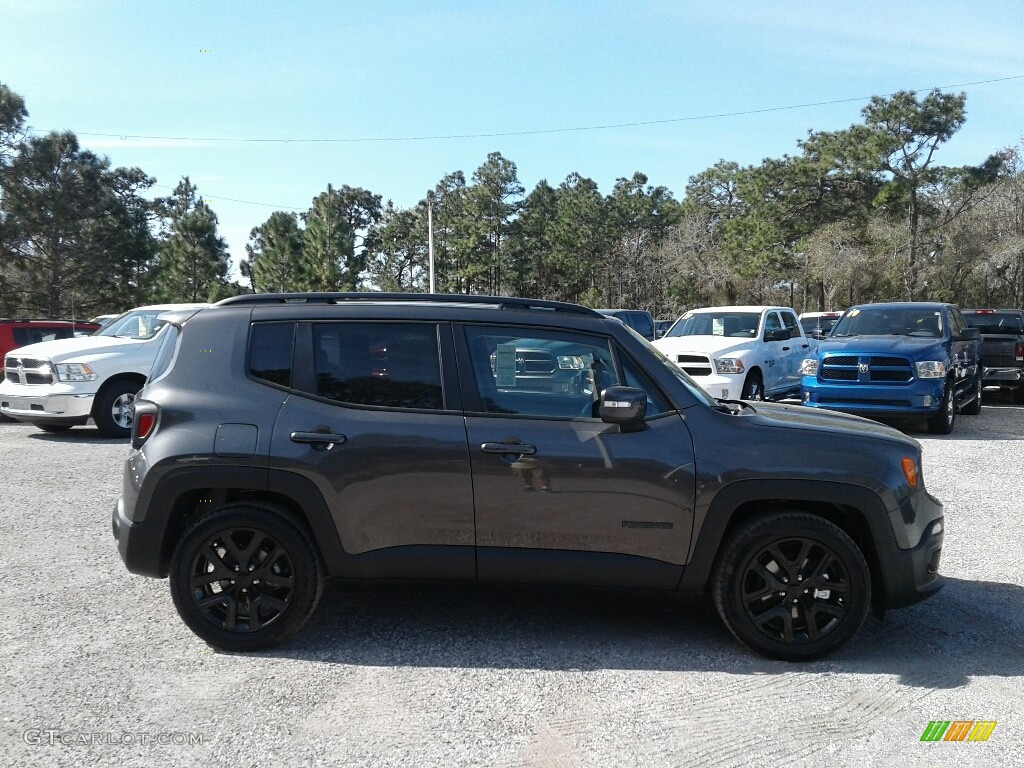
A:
[800, 302, 982, 434]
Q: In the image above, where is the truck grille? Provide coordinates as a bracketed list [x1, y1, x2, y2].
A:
[3, 357, 54, 385]
[820, 355, 913, 384]
[676, 354, 713, 377]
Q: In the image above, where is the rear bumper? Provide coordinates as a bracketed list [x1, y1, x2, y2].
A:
[981, 366, 1022, 384]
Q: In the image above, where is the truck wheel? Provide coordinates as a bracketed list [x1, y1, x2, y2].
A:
[169, 505, 324, 652]
[1014, 384, 1024, 405]
[927, 383, 956, 435]
[961, 377, 982, 416]
[93, 380, 141, 438]
[711, 512, 871, 661]
[741, 371, 764, 401]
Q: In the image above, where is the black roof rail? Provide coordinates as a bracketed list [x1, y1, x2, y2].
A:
[215, 292, 601, 317]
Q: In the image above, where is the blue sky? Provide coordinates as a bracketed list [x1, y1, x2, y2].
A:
[4, 0, 1023, 279]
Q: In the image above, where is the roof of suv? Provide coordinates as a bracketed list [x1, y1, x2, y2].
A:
[216, 292, 601, 316]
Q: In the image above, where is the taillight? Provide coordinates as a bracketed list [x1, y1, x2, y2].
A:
[1016, 342, 1024, 363]
[131, 400, 159, 449]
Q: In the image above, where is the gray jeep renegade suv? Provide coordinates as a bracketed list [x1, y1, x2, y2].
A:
[112, 293, 945, 660]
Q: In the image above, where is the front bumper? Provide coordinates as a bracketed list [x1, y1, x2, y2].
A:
[800, 377, 945, 419]
[688, 372, 744, 400]
[878, 488, 945, 609]
[0, 382, 95, 424]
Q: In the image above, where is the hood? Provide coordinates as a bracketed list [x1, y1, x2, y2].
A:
[818, 335, 946, 358]
[738, 400, 920, 449]
[654, 335, 755, 357]
[3, 334, 144, 362]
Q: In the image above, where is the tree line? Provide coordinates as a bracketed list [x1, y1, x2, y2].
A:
[2, 81, 1023, 321]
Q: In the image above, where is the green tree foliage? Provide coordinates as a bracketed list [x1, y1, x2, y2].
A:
[301, 184, 382, 291]
[0, 129, 155, 317]
[463, 152, 524, 295]
[243, 211, 306, 292]
[152, 178, 231, 302]
[366, 200, 428, 291]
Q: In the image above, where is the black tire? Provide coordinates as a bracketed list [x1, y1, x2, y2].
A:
[38, 424, 73, 433]
[927, 382, 956, 435]
[169, 504, 324, 652]
[741, 371, 764, 401]
[1014, 384, 1024, 405]
[961, 376, 982, 416]
[712, 512, 871, 661]
[92, 380, 141, 438]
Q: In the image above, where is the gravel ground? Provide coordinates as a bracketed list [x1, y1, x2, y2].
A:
[1, 395, 1021, 768]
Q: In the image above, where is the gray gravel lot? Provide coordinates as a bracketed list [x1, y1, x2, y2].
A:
[2, 396, 1022, 768]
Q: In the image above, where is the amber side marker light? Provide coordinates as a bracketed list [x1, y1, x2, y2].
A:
[901, 457, 918, 487]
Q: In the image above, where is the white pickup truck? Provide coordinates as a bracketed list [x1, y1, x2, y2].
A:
[652, 305, 815, 400]
[0, 303, 205, 437]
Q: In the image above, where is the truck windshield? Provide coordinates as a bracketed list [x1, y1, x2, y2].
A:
[831, 307, 943, 338]
[664, 312, 760, 339]
[96, 310, 170, 340]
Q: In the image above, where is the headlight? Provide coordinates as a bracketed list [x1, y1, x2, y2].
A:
[714, 358, 744, 374]
[557, 355, 586, 370]
[801, 358, 819, 376]
[915, 361, 946, 379]
[54, 363, 97, 382]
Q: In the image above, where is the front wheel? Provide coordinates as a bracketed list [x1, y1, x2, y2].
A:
[92, 380, 141, 438]
[927, 382, 956, 434]
[741, 371, 764, 401]
[169, 505, 324, 651]
[712, 512, 871, 661]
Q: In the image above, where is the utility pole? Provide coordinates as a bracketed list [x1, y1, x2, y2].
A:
[427, 191, 435, 294]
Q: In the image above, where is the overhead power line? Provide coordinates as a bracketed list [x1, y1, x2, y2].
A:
[41, 74, 1024, 146]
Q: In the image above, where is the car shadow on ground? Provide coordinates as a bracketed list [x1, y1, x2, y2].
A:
[263, 576, 1022, 687]
[21, 425, 128, 444]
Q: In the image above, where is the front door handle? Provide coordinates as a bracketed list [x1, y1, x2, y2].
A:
[291, 431, 347, 445]
[782, 346, 791, 351]
[481, 442, 537, 456]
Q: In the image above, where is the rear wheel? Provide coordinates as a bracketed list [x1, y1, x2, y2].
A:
[927, 382, 956, 434]
[1014, 384, 1024, 405]
[712, 512, 871, 661]
[169, 505, 324, 652]
[741, 371, 764, 401]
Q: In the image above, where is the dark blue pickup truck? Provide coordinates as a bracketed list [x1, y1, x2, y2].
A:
[800, 302, 982, 434]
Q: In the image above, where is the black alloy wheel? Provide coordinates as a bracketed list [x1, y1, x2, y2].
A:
[170, 505, 323, 651]
[713, 512, 870, 661]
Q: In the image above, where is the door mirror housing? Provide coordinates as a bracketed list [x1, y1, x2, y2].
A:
[599, 386, 647, 427]
[958, 327, 981, 341]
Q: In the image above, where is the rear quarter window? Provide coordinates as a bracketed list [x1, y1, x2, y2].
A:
[249, 322, 295, 388]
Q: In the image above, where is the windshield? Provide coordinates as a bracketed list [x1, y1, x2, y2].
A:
[96, 309, 171, 340]
[831, 307, 943, 337]
[643, 337, 719, 408]
[665, 311, 760, 339]
[800, 316, 839, 335]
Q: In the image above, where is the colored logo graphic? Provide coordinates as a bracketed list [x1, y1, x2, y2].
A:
[920, 721, 997, 742]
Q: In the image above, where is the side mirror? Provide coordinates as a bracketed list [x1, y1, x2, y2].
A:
[599, 386, 647, 427]
[959, 327, 980, 341]
[764, 328, 791, 342]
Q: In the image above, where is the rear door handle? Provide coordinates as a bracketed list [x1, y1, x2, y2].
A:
[481, 442, 537, 456]
[290, 431, 347, 445]
[782, 346, 791, 351]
